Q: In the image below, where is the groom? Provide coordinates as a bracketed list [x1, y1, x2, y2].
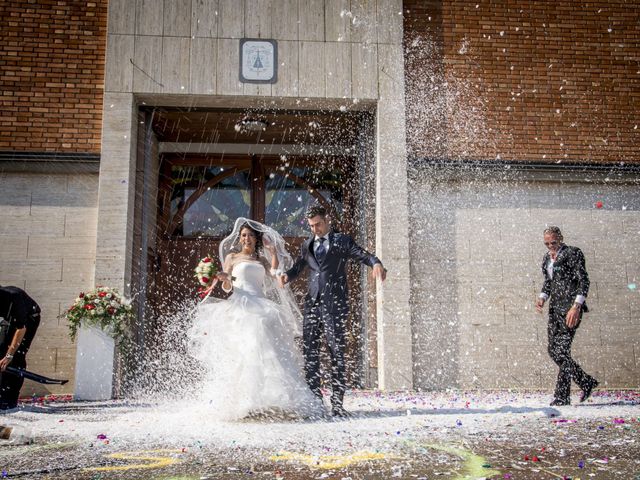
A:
[279, 205, 386, 417]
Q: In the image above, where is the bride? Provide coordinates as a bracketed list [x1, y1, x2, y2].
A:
[188, 218, 324, 420]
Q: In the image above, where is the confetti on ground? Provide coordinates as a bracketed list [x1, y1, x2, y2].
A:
[1, 391, 638, 479]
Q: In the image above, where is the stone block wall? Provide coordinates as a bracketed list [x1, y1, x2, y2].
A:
[0, 172, 98, 396]
[409, 169, 640, 390]
[104, 0, 403, 100]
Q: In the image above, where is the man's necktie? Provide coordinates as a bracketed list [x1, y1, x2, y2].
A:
[315, 237, 327, 263]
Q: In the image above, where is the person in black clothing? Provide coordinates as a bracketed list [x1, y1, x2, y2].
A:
[0, 286, 41, 409]
[280, 205, 386, 417]
[535, 227, 598, 406]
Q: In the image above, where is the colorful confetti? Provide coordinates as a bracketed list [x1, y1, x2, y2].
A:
[4, 390, 639, 477]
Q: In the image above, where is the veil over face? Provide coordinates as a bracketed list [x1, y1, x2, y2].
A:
[218, 217, 303, 336]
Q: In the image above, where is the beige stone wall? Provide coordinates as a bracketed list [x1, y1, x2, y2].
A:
[104, 0, 403, 99]
[409, 169, 640, 390]
[0, 172, 98, 396]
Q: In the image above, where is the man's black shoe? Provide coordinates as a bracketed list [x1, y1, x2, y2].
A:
[580, 380, 598, 403]
[331, 406, 350, 418]
[550, 399, 570, 406]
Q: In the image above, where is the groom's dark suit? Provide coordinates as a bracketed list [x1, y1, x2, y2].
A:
[286, 231, 382, 410]
[541, 245, 597, 403]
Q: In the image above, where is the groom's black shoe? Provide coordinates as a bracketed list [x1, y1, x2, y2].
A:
[580, 379, 598, 403]
[331, 405, 350, 418]
[550, 398, 570, 406]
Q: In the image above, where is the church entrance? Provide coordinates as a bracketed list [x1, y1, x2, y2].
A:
[138, 107, 376, 387]
[152, 152, 359, 303]
[149, 153, 367, 385]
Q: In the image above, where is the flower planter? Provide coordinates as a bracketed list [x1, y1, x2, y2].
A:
[73, 325, 115, 401]
[63, 286, 133, 400]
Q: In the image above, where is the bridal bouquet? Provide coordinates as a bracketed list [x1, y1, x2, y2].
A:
[63, 286, 133, 345]
[195, 255, 218, 297]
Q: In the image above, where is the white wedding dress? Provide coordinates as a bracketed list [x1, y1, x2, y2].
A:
[189, 260, 323, 420]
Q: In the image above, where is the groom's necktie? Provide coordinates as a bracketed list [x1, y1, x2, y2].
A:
[315, 237, 327, 263]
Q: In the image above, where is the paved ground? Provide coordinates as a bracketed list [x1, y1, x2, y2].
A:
[1, 390, 639, 479]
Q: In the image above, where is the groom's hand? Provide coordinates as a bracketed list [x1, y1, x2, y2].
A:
[216, 272, 231, 282]
[373, 264, 386, 282]
[278, 274, 288, 288]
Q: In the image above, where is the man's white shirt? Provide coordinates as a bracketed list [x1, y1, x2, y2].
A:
[539, 245, 585, 305]
[314, 236, 329, 255]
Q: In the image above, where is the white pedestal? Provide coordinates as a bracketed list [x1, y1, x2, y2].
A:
[74, 326, 115, 401]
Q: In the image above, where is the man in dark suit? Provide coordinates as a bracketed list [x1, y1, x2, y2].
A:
[0, 286, 41, 409]
[535, 226, 598, 406]
[280, 205, 386, 417]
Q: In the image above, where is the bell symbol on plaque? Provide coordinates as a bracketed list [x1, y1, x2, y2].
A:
[253, 53, 264, 70]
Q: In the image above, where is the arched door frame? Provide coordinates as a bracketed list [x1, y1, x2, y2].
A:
[160, 154, 342, 238]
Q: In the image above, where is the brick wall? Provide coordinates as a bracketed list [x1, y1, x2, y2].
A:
[0, 0, 107, 152]
[404, 1, 640, 163]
